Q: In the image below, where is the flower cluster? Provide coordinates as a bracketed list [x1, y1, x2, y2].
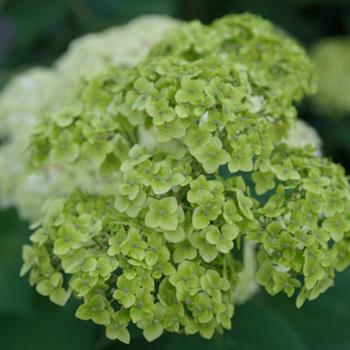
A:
[21, 13, 350, 344]
[149, 13, 316, 102]
[254, 145, 350, 306]
[22, 190, 243, 342]
[0, 16, 179, 219]
[311, 37, 350, 117]
[30, 17, 316, 178]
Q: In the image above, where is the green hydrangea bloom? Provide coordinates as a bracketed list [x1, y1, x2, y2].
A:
[20, 13, 350, 344]
[311, 37, 350, 117]
[149, 13, 316, 101]
[254, 145, 350, 307]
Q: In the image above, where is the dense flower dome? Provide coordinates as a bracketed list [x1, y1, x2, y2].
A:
[14, 13, 350, 344]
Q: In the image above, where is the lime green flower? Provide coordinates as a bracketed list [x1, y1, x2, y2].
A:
[323, 189, 345, 217]
[49, 130, 80, 163]
[303, 250, 327, 290]
[60, 248, 89, 273]
[76, 295, 110, 325]
[145, 197, 179, 231]
[302, 192, 323, 214]
[150, 161, 185, 195]
[173, 240, 197, 263]
[146, 99, 176, 126]
[107, 227, 127, 256]
[175, 78, 206, 105]
[322, 214, 350, 242]
[303, 169, 330, 194]
[52, 104, 81, 127]
[144, 232, 170, 266]
[255, 261, 275, 294]
[223, 199, 242, 224]
[236, 191, 254, 220]
[251, 171, 275, 195]
[36, 272, 70, 306]
[188, 230, 219, 262]
[20, 245, 37, 276]
[157, 119, 186, 142]
[120, 228, 147, 261]
[89, 256, 118, 278]
[114, 190, 147, 217]
[191, 292, 215, 323]
[175, 103, 191, 118]
[271, 159, 300, 181]
[70, 274, 98, 297]
[106, 311, 131, 344]
[129, 290, 155, 324]
[169, 261, 201, 293]
[53, 224, 82, 255]
[228, 144, 253, 173]
[200, 270, 226, 300]
[29, 227, 50, 246]
[118, 168, 142, 200]
[271, 271, 301, 297]
[187, 175, 215, 203]
[113, 274, 141, 308]
[80, 138, 114, 166]
[277, 231, 298, 261]
[205, 224, 239, 253]
[138, 303, 165, 341]
[164, 226, 186, 243]
[184, 127, 211, 151]
[192, 191, 222, 229]
[133, 77, 154, 111]
[193, 137, 230, 173]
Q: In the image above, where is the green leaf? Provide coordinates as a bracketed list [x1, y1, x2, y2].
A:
[0, 298, 96, 350]
[0, 209, 32, 316]
[230, 297, 308, 350]
[261, 269, 350, 350]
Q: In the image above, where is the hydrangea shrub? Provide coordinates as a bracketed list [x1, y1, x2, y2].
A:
[13, 13, 350, 344]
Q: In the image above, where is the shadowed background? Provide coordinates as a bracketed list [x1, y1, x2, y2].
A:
[1, 1, 350, 349]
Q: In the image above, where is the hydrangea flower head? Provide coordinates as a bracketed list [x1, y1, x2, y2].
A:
[20, 13, 350, 344]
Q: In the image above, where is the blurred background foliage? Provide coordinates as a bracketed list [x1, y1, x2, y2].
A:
[1, 0, 350, 349]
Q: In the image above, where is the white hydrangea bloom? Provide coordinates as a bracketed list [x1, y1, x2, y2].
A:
[0, 68, 57, 142]
[56, 16, 179, 81]
[285, 119, 322, 155]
